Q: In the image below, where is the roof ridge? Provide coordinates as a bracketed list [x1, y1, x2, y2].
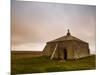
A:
[47, 35, 87, 43]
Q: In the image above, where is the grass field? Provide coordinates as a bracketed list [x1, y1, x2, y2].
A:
[11, 51, 96, 74]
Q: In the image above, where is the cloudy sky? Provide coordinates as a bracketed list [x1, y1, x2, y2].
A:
[11, 0, 96, 54]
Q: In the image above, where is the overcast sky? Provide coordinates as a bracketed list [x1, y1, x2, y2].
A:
[11, 0, 96, 54]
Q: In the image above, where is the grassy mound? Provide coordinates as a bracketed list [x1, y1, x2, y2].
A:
[11, 54, 96, 74]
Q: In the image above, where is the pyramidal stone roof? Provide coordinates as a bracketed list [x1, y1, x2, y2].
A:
[47, 29, 88, 44]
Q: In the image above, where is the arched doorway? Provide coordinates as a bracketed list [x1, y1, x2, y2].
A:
[63, 48, 67, 60]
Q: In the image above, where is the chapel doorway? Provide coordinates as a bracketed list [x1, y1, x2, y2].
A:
[63, 49, 67, 60]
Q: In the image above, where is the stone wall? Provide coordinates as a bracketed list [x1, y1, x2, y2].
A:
[43, 40, 90, 60]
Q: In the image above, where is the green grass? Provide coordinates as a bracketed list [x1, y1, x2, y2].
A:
[11, 54, 96, 74]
